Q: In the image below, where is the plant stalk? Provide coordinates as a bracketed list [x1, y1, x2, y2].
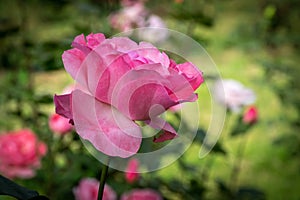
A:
[98, 157, 110, 200]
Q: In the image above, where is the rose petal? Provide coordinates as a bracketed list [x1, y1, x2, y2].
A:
[146, 118, 178, 143]
[62, 49, 85, 80]
[86, 33, 106, 48]
[54, 93, 72, 119]
[72, 90, 142, 158]
[110, 69, 176, 120]
[176, 62, 204, 90]
[94, 55, 132, 104]
[166, 73, 198, 102]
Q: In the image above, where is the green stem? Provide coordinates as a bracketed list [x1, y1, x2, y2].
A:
[97, 158, 110, 200]
[229, 134, 250, 191]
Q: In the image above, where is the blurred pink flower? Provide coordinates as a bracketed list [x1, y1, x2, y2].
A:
[125, 158, 139, 183]
[213, 79, 256, 112]
[49, 113, 72, 134]
[121, 189, 162, 200]
[0, 129, 47, 179]
[109, 2, 147, 32]
[243, 106, 258, 124]
[121, 0, 147, 7]
[54, 33, 203, 158]
[73, 178, 116, 200]
[109, 1, 168, 43]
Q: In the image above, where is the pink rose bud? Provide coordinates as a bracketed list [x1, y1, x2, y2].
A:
[125, 159, 140, 183]
[49, 113, 73, 134]
[243, 106, 258, 124]
[73, 178, 116, 200]
[121, 189, 162, 200]
[0, 129, 47, 179]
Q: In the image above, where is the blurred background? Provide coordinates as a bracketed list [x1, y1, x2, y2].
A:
[0, 0, 299, 199]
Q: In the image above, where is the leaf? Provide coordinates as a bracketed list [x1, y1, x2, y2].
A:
[0, 175, 49, 200]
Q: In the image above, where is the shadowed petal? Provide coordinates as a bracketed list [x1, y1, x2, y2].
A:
[146, 118, 178, 143]
[54, 93, 72, 119]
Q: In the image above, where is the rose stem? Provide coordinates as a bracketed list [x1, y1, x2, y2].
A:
[98, 157, 110, 200]
[229, 134, 250, 191]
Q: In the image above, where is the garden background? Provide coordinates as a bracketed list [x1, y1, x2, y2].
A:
[0, 0, 299, 199]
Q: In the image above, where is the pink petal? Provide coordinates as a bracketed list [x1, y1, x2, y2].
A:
[146, 118, 178, 143]
[86, 33, 106, 48]
[62, 33, 106, 82]
[110, 69, 176, 120]
[72, 90, 142, 158]
[73, 34, 86, 45]
[54, 93, 72, 119]
[137, 42, 170, 67]
[166, 72, 199, 102]
[92, 37, 138, 68]
[71, 42, 92, 55]
[62, 49, 85, 80]
[176, 62, 204, 90]
[134, 63, 170, 76]
[94, 55, 132, 104]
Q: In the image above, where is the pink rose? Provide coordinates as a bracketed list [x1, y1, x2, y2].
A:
[121, 189, 162, 200]
[73, 178, 116, 200]
[109, 2, 147, 32]
[0, 129, 47, 179]
[54, 33, 203, 158]
[125, 158, 139, 183]
[49, 113, 73, 134]
[243, 106, 258, 124]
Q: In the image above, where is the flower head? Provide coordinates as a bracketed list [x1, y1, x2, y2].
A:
[0, 129, 47, 179]
[54, 33, 203, 158]
[121, 189, 162, 200]
[73, 178, 116, 200]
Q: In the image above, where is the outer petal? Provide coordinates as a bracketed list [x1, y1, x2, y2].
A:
[146, 118, 178, 143]
[174, 62, 204, 90]
[166, 73, 198, 102]
[72, 90, 142, 158]
[54, 93, 72, 119]
[62, 49, 85, 80]
[62, 33, 106, 82]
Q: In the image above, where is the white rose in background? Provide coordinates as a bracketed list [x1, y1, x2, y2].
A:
[213, 79, 256, 112]
[137, 15, 169, 43]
